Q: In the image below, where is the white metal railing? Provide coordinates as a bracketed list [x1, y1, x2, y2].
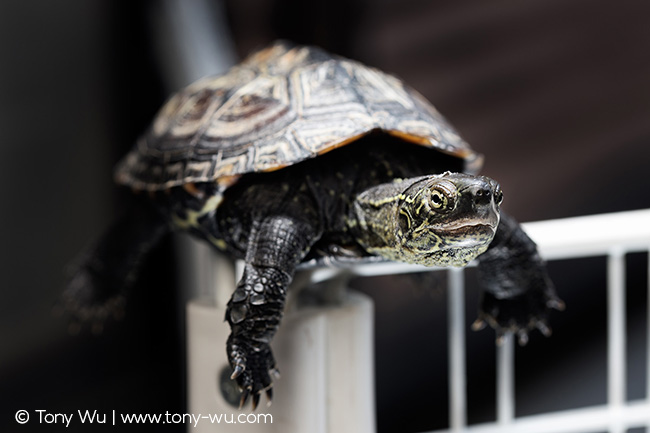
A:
[312, 208, 650, 433]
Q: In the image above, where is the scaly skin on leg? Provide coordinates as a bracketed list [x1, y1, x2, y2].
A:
[62, 200, 170, 331]
[225, 216, 321, 409]
[475, 213, 565, 345]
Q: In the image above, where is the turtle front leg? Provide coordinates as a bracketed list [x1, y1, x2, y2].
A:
[225, 216, 320, 409]
[475, 213, 565, 345]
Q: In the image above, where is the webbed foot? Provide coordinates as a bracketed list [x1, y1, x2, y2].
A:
[472, 287, 564, 345]
[475, 212, 564, 345]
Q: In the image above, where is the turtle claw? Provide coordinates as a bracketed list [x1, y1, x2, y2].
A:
[517, 329, 529, 346]
[535, 320, 553, 337]
[471, 318, 487, 331]
[239, 388, 251, 410]
[231, 364, 245, 380]
[475, 285, 563, 344]
[265, 388, 273, 406]
[494, 329, 529, 346]
[227, 336, 277, 410]
[495, 331, 508, 346]
[546, 298, 566, 311]
[239, 387, 271, 410]
[251, 392, 261, 411]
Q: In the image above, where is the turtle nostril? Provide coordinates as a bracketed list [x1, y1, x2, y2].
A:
[474, 188, 492, 205]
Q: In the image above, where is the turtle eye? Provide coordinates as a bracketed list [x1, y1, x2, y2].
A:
[430, 190, 447, 209]
[428, 180, 457, 212]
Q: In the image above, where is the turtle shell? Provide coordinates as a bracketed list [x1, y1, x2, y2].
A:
[114, 41, 482, 191]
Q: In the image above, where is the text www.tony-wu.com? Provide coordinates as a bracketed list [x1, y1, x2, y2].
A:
[121, 412, 273, 426]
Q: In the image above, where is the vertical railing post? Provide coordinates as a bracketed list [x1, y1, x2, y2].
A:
[607, 248, 626, 433]
[646, 248, 650, 426]
[448, 268, 466, 431]
[496, 335, 515, 425]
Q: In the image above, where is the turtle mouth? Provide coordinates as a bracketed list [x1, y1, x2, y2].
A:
[441, 220, 498, 232]
[436, 215, 499, 235]
[451, 225, 495, 243]
[434, 221, 498, 249]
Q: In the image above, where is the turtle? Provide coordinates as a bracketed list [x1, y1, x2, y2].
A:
[64, 41, 564, 410]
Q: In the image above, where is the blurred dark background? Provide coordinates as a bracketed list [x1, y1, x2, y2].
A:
[1, 0, 649, 432]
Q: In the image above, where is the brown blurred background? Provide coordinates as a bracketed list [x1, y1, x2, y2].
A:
[1, 0, 649, 432]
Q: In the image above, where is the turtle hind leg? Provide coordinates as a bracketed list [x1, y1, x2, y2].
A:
[61, 199, 170, 332]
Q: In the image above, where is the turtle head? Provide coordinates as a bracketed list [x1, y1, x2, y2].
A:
[351, 172, 502, 267]
[395, 173, 502, 266]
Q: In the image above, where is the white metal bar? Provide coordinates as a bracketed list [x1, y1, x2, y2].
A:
[608, 248, 626, 409]
[523, 209, 650, 261]
[647, 248, 650, 419]
[430, 401, 650, 433]
[497, 334, 515, 424]
[448, 268, 467, 430]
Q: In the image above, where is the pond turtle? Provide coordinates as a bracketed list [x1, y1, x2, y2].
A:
[65, 42, 564, 409]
